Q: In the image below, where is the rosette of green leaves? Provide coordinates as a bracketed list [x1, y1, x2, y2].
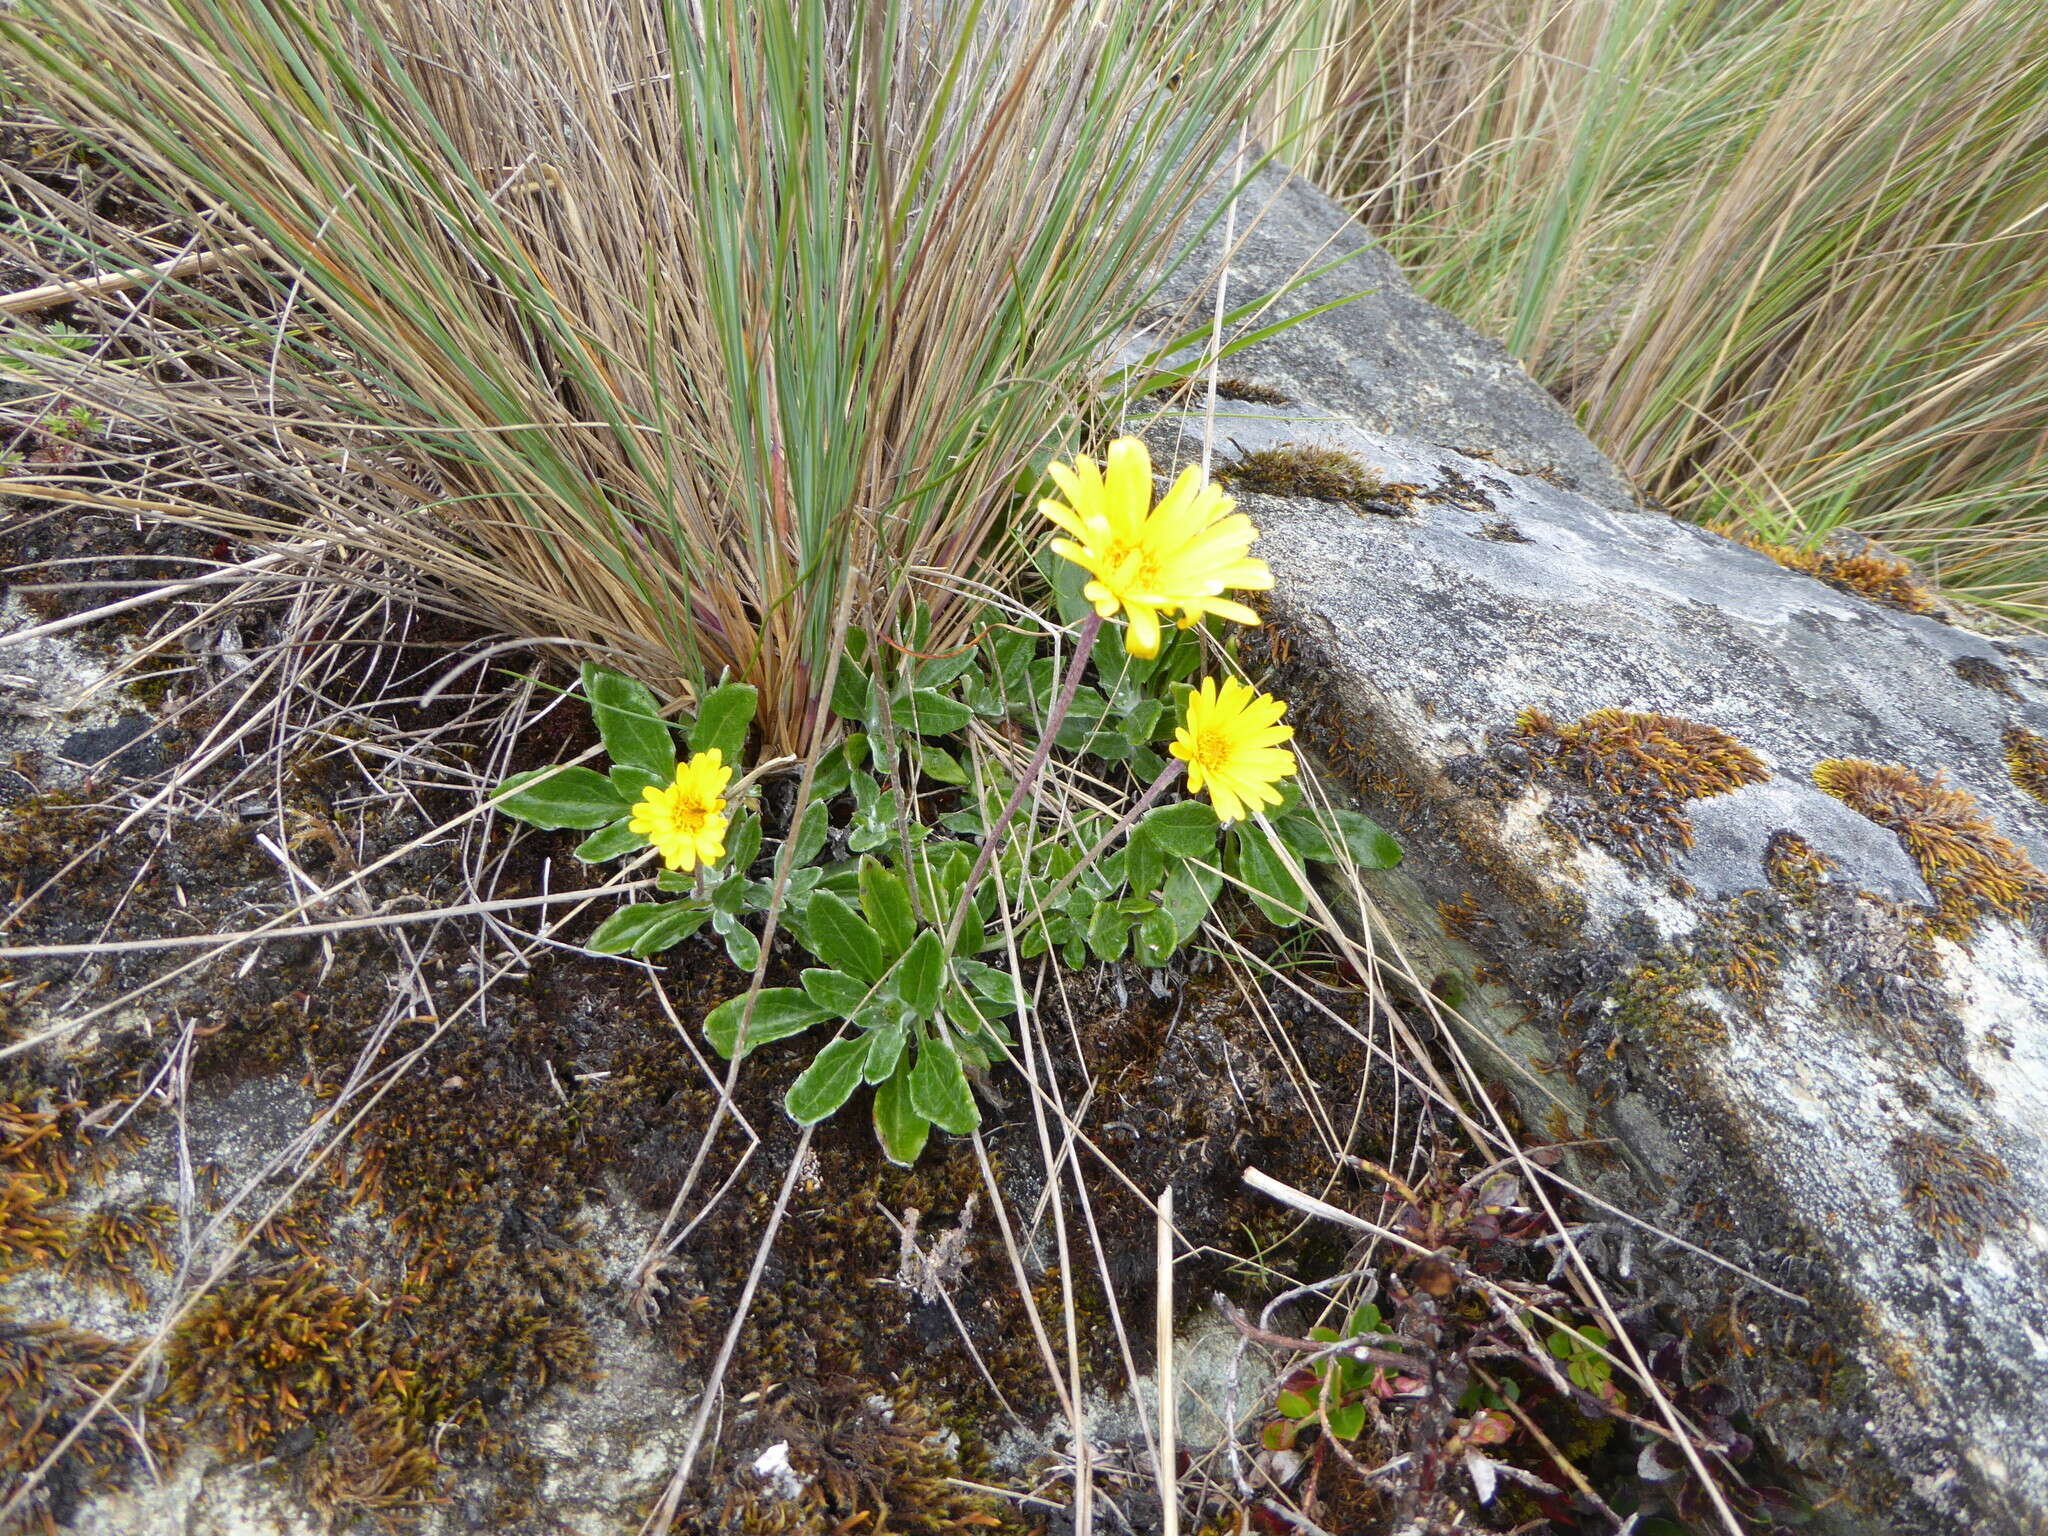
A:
[700, 850, 1011, 1165]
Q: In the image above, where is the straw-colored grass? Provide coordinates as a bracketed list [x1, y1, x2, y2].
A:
[1, 0, 1306, 752]
[1282, 0, 2048, 623]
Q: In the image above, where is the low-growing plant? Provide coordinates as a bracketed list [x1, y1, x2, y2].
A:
[492, 440, 1403, 1163]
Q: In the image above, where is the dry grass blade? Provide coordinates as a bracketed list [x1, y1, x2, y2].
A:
[2, 0, 1309, 751]
[1283, 0, 2048, 622]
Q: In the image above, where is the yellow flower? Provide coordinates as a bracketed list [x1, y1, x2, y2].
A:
[630, 750, 732, 872]
[1040, 436, 1272, 658]
[1170, 677, 1297, 824]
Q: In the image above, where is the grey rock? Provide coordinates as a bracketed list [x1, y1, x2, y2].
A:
[1143, 165, 2048, 1536]
[1140, 159, 1635, 507]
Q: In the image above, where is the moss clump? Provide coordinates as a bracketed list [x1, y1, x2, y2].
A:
[1216, 443, 1384, 507]
[166, 1259, 365, 1456]
[1952, 656, 2018, 698]
[1746, 537, 1937, 614]
[1690, 889, 1795, 1015]
[1763, 830, 1834, 901]
[0, 1174, 72, 1278]
[1890, 1131, 2021, 1254]
[1812, 757, 2045, 938]
[164, 1234, 588, 1520]
[1155, 374, 1292, 406]
[61, 1202, 173, 1309]
[1511, 707, 1769, 868]
[2001, 725, 2048, 805]
[711, 1389, 1019, 1535]
[2, 1310, 166, 1520]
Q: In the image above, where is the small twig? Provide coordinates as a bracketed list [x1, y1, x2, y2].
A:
[1157, 1185, 1179, 1536]
[0, 243, 258, 315]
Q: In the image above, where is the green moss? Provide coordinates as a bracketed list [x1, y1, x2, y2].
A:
[1889, 1131, 2022, 1254]
[1216, 443, 1386, 508]
[1511, 706, 1769, 869]
[1812, 757, 2045, 939]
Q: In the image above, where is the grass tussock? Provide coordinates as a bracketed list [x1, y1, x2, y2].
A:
[1278, 0, 2048, 623]
[0, 0, 1308, 752]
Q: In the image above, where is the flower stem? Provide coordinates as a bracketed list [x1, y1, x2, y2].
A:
[946, 610, 1103, 950]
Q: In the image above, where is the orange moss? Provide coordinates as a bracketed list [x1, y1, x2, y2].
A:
[1762, 830, 1834, 901]
[167, 1260, 364, 1455]
[63, 1203, 175, 1309]
[0, 1173, 72, 1277]
[1812, 758, 2045, 937]
[1890, 1131, 2021, 1254]
[2, 1310, 166, 1496]
[2001, 725, 2048, 805]
[1746, 537, 1936, 614]
[1515, 707, 1769, 866]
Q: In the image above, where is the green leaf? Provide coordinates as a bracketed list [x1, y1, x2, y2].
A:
[722, 811, 763, 875]
[1086, 901, 1135, 962]
[1328, 1402, 1366, 1441]
[915, 741, 970, 784]
[1273, 812, 1334, 863]
[492, 766, 627, 830]
[801, 968, 869, 1016]
[916, 645, 980, 690]
[1162, 860, 1221, 946]
[858, 857, 917, 960]
[953, 958, 1022, 1013]
[863, 1022, 907, 1084]
[908, 1036, 980, 1135]
[873, 1065, 932, 1167]
[1234, 823, 1306, 927]
[1332, 810, 1403, 869]
[610, 763, 665, 801]
[1277, 1389, 1315, 1420]
[785, 1035, 869, 1125]
[1138, 800, 1220, 856]
[1125, 824, 1165, 899]
[689, 680, 758, 765]
[574, 818, 644, 864]
[583, 664, 675, 779]
[896, 929, 945, 1020]
[1308, 1326, 1339, 1344]
[589, 901, 692, 955]
[829, 656, 871, 722]
[899, 688, 974, 737]
[1350, 1304, 1384, 1334]
[1119, 698, 1165, 748]
[989, 628, 1037, 695]
[723, 922, 760, 970]
[1131, 907, 1178, 967]
[790, 797, 831, 866]
[801, 891, 886, 983]
[704, 988, 832, 1059]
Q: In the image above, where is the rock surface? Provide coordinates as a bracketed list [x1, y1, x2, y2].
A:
[1142, 161, 2048, 1536]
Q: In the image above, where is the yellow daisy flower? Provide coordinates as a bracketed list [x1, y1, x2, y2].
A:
[1040, 436, 1272, 658]
[1170, 677, 1298, 824]
[629, 750, 732, 872]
